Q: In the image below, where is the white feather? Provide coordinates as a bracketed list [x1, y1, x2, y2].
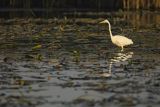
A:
[100, 19, 133, 51]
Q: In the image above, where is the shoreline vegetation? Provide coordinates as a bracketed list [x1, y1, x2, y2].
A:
[0, 11, 159, 29]
[0, 0, 160, 18]
[0, 11, 160, 28]
[0, 0, 159, 11]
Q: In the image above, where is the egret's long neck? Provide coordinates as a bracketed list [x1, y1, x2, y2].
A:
[107, 22, 113, 38]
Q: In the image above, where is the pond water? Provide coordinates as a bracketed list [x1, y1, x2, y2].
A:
[0, 11, 160, 107]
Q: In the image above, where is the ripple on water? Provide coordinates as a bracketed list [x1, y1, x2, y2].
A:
[0, 17, 160, 107]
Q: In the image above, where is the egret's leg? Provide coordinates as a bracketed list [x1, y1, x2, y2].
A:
[121, 46, 123, 52]
[109, 61, 112, 74]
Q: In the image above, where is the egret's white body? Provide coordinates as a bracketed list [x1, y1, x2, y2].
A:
[100, 19, 133, 51]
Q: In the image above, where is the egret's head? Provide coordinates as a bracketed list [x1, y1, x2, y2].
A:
[100, 19, 110, 24]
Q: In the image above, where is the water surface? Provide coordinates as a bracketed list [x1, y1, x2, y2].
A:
[0, 11, 160, 107]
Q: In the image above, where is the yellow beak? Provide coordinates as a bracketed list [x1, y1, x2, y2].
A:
[99, 20, 106, 24]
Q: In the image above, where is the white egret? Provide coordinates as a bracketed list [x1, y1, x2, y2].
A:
[100, 19, 133, 51]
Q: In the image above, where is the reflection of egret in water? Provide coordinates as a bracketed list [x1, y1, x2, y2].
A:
[111, 52, 133, 63]
[99, 52, 134, 77]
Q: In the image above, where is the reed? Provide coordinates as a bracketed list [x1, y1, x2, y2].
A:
[123, 0, 160, 10]
[0, 0, 159, 10]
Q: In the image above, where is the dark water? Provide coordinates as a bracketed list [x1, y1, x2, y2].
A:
[0, 11, 160, 107]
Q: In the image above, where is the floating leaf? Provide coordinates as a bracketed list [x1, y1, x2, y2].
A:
[28, 86, 32, 92]
[25, 54, 34, 59]
[47, 75, 51, 80]
[73, 50, 80, 63]
[32, 44, 42, 50]
[35, 54, 43, 61]
[20, 80, 25, 86]
[32, 35, 40, 40]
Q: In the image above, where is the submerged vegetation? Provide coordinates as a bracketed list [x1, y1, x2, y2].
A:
[0, 12, 160, 107]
